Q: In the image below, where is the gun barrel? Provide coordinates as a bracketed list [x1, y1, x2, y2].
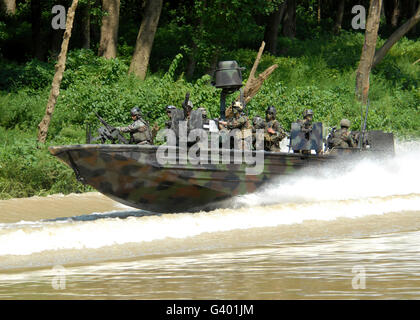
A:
[94, 112, 128, 144]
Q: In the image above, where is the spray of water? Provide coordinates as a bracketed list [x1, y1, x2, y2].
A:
[0, 141, 419, 257]
[235, 140, 420, 207]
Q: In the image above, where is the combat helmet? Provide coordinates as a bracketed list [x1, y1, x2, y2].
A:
[130, 106, 141, 118]
[198, 107, 207, 118]
[266, 105, 276, 120]
[340, 118, 351, 128]
[253, 116, 265, 129]
[233, 101, 243, 111]
[303, 109, 314, 118]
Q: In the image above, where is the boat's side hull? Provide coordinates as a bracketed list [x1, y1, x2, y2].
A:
[49, 144, 334, 212]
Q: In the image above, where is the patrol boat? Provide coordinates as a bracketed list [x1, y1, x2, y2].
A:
[49, 61, 395, 213]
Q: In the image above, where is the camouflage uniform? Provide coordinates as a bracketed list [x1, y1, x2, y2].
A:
[165, 105, 176, 129]
[264, 106, 286, 152]
[295, 109, 316, 154]
[225, 105, 234, 120]
[330, 119, 355, 148]
[226, 102, 252, 150]
[117, 107, 152, 145]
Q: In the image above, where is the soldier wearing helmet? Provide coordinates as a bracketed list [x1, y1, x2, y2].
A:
[165, 105, 177, 129]
[117, 107, 152, 145]
[298, 109, 314, 132]
[219, 101, 251, 150]
[264, 106, 287, 152]
[295, 109, 315, 154]
[197, 107, 210, 128]
[330, 118, 355, 149]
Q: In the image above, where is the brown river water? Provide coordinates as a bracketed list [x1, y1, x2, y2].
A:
[0, 141, 419, 300]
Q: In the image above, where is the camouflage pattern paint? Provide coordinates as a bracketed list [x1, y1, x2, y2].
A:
[49, 129, 394, 213]
[49, 144, 333, 212]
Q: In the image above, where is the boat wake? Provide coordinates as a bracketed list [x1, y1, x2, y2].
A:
[0, 140, 419, 269]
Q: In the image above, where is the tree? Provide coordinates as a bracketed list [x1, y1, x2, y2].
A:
[263, 1, 286, 55]
[282, 0, 296, 38]
[355, 0, 383, 105]
[333, 0, 346, 34]
[384, 0, 401, 27]
[81, 0, 91, 49]
[98, 0, 120, 59]
[1, 0, 15, 15]
[129, 0, 163, 80]
[317, 0, 322, 24]
[37, 0, 79, 143]
[372, 1, 420, 68]
[31, 0, 44, 60]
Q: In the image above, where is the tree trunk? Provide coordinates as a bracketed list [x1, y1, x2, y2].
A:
[235, 42, 278, 104]
[186, 0, 205, 79]
[355, 0, 383, 105]
[372, 2, 420, 68]
[98, 0, 120, 59]
[384, 0, 400, 27]
[317, 0, 321, 24]
[1, 0, 15, 15]
[409, 0, 418, 35]
[282, 0, 296, 38]
[185, 42, 198, 79]
[129, 0, 163, 80]
[81, 0, 91, 49]
[263, 2, 286, 55]
[37, 0, 79, 143]
[31, 0, 44, 61]
[333, 0, 345, 34]
[391, 0, 400, 27]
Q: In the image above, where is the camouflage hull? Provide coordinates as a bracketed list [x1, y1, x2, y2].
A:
[49, 144, 335, 213]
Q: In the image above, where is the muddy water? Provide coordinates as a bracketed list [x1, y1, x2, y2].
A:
[0, 141, 420, 299]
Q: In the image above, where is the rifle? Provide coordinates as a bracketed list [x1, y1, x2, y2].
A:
[325, 126, 336, 152]
[95, 112, 129, 144]
[182, 92, 191, 118]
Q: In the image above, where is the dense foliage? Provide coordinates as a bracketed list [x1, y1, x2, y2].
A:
[0, 0, 419, 199]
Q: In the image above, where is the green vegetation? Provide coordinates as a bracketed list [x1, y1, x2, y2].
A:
[0, 0, 419, 199]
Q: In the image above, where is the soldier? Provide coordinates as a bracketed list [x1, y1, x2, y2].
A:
[295, 109, 313, 154]
[165, 105, 176, 129]
[183, 100, 194, 121]
[219, 101, 251, 150]
[330, 119, 356, 149]
[297, 109, 314, 136]
[197, 107, 210, 129]
[117, 107, 152, 145]
[264, 106, 287, 152]
[225, 104, 234, 120]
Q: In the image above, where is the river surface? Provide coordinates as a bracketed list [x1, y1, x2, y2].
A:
[0, 141, 419, 299]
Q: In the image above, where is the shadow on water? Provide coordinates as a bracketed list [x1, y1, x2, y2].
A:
[43, 210, 162, 223]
